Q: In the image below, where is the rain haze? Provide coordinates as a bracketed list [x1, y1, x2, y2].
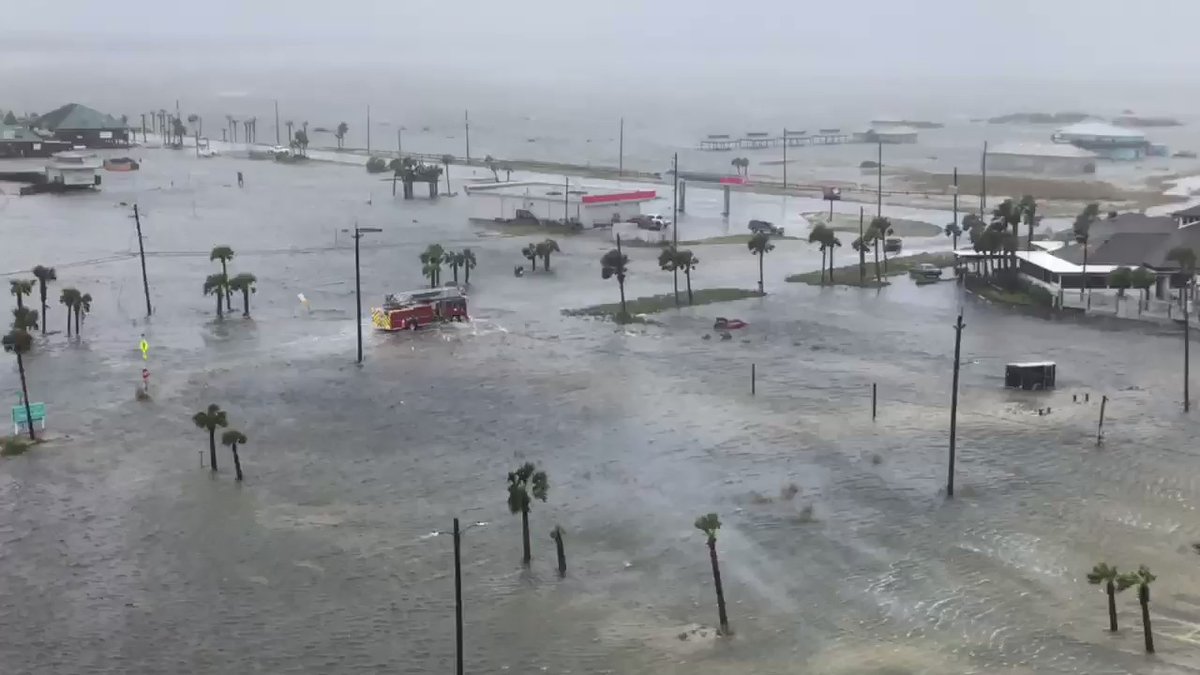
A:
[5, 1, 1200, 674]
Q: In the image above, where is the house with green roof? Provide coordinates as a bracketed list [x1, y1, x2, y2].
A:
[0, 125, 71, 158]
[34, 103, 130, 148]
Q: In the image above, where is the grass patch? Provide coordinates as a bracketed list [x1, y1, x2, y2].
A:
[803, 213, 942, 237]
[786, 252, 955, 286]
[677, 234, 799, 246]
[564, 287, 763, 320]
[1, 436, 33, 457]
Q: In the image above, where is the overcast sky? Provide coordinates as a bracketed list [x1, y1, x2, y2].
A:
[5, 0, 1200, 82]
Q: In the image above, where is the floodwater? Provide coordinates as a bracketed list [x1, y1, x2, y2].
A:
[2, 150, 1200, 674]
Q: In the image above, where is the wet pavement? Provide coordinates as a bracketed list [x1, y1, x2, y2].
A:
[1, 149, 1199, 674]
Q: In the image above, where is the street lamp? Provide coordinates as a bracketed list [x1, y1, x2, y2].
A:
[348, 225, 382, 364]
[425, 519, 487, 675]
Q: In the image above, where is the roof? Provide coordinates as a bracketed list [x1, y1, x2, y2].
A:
[1008, 362, 1056, 368]
[989, 142, 1097, 158]
[466, 180, 657, 203]
[1013, 250, 1121, 275]
[1054, 121, 1146, 139]
[1055, 218, 1200, 269]
[1172, 203, 1200, 218]
[0, 125, 43, 142]
[872, 127, 918, 135]
[34, 103, 124, 131]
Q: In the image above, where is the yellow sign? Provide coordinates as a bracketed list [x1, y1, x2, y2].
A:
[139, 338, 149, 360]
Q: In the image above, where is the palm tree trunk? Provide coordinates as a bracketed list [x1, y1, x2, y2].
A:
[221, 261, 232, 310]
[465, 265, 471, 285]
[1140, 588, 1154, 653]
[216, 292, 223, 318]
[444, 165, 451, 194]
[1107, 582, 1118, 632]
[73, 307, 80, 336]
[452, 266, 459, 284]
[882, 246, 889, 275]
[39, 286, 47, 335]
[242, 290, 250, 318]
[686, 270, 693, 304]
[530, 256, 537, 272]
[521, 507, 531, 565]
[708, 539, 730, 635]
[544, 255, 551, 271]
[1081, 242, 1089, 299]
[16, 352, 35, 441]
[14, 293, 23, 310]
[618, 279, 627, 317]
[208, 429, 218, 472]
[829, 247, 835, 281]
[65, 306, 71, 337]
[232, 443, 243, 480]
[873, 241, 881, 284]
[820, 249, 826, 285]
[757, 252, 764, 294]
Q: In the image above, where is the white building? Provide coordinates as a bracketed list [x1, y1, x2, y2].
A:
[1051, 122, 1149, 160]
[44, 151, 101, 189]
[466, 181, 658, 228]
[987, 142, 1098, 175]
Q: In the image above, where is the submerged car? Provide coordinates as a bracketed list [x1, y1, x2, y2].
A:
[748, 219, 784, 236]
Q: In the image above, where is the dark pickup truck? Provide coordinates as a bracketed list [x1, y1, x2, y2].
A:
[748, 219, 784, 236]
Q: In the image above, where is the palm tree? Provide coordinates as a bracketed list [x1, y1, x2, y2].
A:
[58, 287, 79, 337]
[506, 462, 549, 565]
[11, 305, 38, 331]
[965, 215, 987, 275]
[730, 157, 741, 176]
[676, 249, 698, 304]
[695, 513, 730, 635]
[294, 129, 309, 157]
[461, 248, 477, 286]
[1167, 246, 1197, 410]
[825, 229, 842, 282]
[867, 217, 890, 280]
[228, 273, 257, 317]
[6, 329, 35, 440]
[441, 154, 454, 193]
[538, 239, 560, 271]
[943, 221, 962, 251]
[485, 155, 499, 182]
[10, 279, 33, 310]
[203, 273, 229, 318]
[1117, 566, 1157, 653]
[420, 244, 445, 288]
[747, 231, 774, 294]
[285, 120, 295, 142]
[1074, 203, 1100, 298]
[192, 404, 228, 472]
[171, 117, 186, 145]
[221, 429, 248, 480]
[1087, 562, 1123, 632]
[445, 251, 464, 285]
[210, 246, 235, 311]
[1018, 195, 1038, 250]
[521, 243, 539, 272]
[72, 292, 91, 336]
[335, 122, 349, 149]
[1108, 267, 1133, 299]
[30, 266, 56, 335]
[851, 236, 869, 284]
[808, 224, 831, 285]
[601, 246, 630, 319]
[992, 199, 1022, 270]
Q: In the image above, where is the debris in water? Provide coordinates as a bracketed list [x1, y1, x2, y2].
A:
[780, 483, 799, 500]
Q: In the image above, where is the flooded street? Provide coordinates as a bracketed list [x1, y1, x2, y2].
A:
[2, 150, 1200, 674]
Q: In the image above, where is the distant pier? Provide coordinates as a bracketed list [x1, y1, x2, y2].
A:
[699, 130, 851, 151]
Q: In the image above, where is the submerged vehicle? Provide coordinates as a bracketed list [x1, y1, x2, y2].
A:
[909, 263, 943, 282]
[748, 219, 784, 236]
[713, 317, 747, 330]
[103, 157, 140, 171]
[371, 287, 469, 331]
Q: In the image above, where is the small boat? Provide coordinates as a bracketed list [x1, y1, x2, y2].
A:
[103, 157, 140, 171]
[714, 317, 747, 330]
[909, 263, 943, 282]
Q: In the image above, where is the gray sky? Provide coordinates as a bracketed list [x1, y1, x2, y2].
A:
[5, 0, 1200, 81]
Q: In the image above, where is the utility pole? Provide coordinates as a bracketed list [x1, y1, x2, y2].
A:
[948, 312, 965, 498]
[366, 105, 371, 154]
[876, 141, 883, 218]
[464, 110, 471, 163]
[353, 225, 383, 363]
[952, 166, 959, 237]
[397, 128, 402, 156]
[1186, 277, 1192, 412]
[274, 99, 280, 145]
[858, 206, 865, 284]
[782, 128, 787, 189]
[672, 152, 679, 305]
[453, 517, 464, 675]
[980, 141, 988, 215]
[618, 117, 624, 177]
[133, 204, 151, 317]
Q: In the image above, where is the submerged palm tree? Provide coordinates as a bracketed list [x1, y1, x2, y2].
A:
[601, 245, 630, 319]
[11, 306, 38, 333]
[808, 224, 832, 284]
[30, 266, 56, 335]
[658, 246, 700, 304]
[446, 251, 465, 285]
[823, 228, 841, 282]
[506, 462, 549, 565]
[537, 239, 560, 271]
[71, 292, 91, 336]
[695, 513, 730, 635]
[221, 429, 248, 480]
[521, 243, 539, 272]
[6, 329, 36, 440]
[485, 155, 499, 181]
[10, 279, 34, 310]
[943, 221, 962, 251]
[210, 246, 235, 310]
[335, 121, 349, 149]
[192, 404, 228, 472]
[461, 248, 477, 286]
[58, 287, 79, 337]
[748, 231, 774, 294]
[420, 244, 446, 288]
[228, 273, 257, 317]
[441, 154, 454, 193]
[869, 216, 894, 275]
[1118, 566, 1157, 653]
[203, 273, 229, 318]
[1019, 194, 1039, 250]
[1087, 562, 1124, 632]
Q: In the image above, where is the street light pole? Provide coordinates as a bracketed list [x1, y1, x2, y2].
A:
[453, 517, 464, 675]
[352, 226, 382, 364]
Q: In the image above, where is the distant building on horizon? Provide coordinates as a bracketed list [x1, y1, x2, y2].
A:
[34, 103, 129, 148]
[987, 142, 1097, 175]
[1051, 121, 1150, 160]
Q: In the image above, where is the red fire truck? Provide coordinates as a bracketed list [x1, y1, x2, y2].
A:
[371, 287, 469, 331]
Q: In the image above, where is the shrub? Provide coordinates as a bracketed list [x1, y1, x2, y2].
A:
[365, 156, 388, 173]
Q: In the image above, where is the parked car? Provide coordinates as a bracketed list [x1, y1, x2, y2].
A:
[630, 214, 671, 231]
[748, 219, 784, 236]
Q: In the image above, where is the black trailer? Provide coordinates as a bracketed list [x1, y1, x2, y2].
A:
[1005, 361, 1056, 390]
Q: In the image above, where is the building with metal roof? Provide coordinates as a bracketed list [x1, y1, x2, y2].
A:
[988, 142, 1098, 175]
[0, 125, 71, 158]
[1051, 121, 1150, 160]
[33, 103, 129, 148]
